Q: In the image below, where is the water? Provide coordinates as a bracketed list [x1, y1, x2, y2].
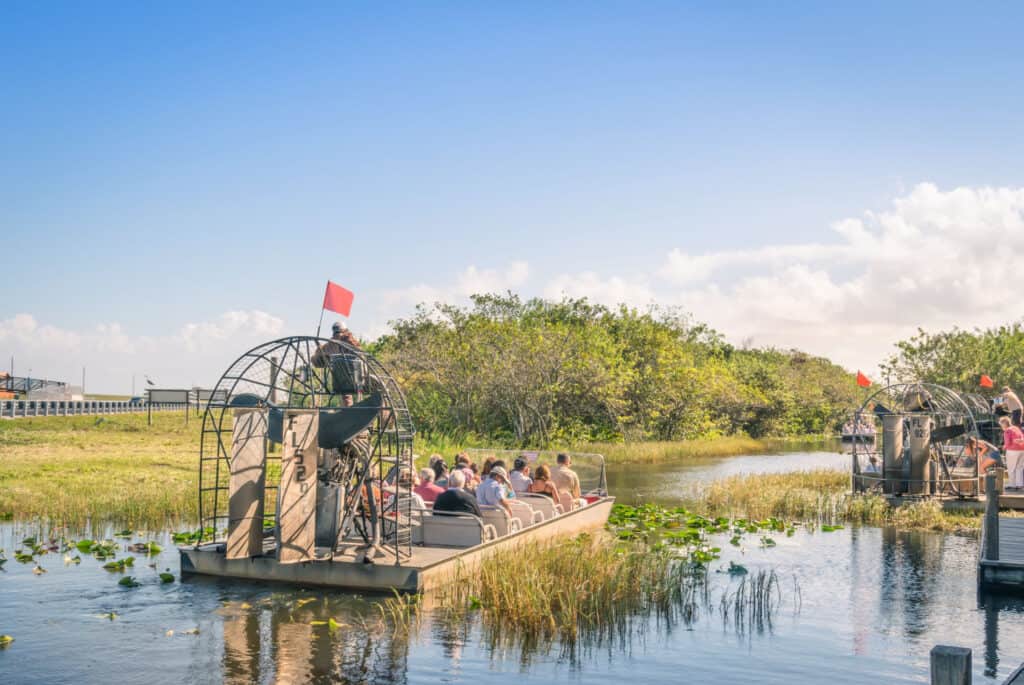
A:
[2, 449, 1023, 684]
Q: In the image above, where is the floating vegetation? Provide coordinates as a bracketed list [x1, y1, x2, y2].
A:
[127, 542, 162, 555]
[118, 576, 140, 588]
[15, 551, 34, 563]
[113, 530, 134, 538]
[63, 554, 81, 565]
[310, 617, 344, 631]
[103, 558, 135, 572]
[0, 635, 13, 647]
[98, 612, 119, 621]
[821, 524, 844, 532]
[32, 564, 46, 575]
[171, 528, 212, 544]
[159, 571, 174, 583]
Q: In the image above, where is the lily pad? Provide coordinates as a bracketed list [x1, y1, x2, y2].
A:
[0, 635, 13, 647]
[118, 576, 140, 588]
[159, 572, 174, 583]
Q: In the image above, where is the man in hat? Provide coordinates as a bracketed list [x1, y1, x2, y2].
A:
[475, 465, 514, 516]
[311, 320, 360, 368]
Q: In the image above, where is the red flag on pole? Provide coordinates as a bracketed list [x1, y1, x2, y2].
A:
[980, 374, 994, 388]
[323, 281, 354, 317]
[856, 371, 871, 388]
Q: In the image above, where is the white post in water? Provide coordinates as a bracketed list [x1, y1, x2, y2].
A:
[931, 645, 971, 685]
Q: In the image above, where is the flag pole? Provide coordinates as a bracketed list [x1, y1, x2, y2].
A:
[316, 280, 327, 338]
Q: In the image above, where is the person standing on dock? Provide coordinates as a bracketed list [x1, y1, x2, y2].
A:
[999, 386, 1023, 427]
[1000, 416, 1024, 490]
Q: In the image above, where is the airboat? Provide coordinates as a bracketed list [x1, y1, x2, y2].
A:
[179, 336, 614, 592]
[849, 382, 1005, 501]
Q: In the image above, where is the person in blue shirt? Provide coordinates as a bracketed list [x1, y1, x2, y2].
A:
[475, 466, 514, 516]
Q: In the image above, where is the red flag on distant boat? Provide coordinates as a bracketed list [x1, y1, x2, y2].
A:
[980, 374, 995, 388]
[856, 371, 871, 388]
[323, 281, 354, 317]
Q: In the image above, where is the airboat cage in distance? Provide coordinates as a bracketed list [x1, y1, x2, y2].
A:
[850, 382, 1001, 498]
[195, 335, 416, 566]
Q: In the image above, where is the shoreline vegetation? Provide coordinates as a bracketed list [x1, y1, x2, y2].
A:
[0, 413, 989, 532]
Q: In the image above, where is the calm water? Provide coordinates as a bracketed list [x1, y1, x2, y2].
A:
[2, 449, 1022, 684]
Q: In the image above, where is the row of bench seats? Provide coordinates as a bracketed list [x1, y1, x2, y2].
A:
[413, 493, 569, 548]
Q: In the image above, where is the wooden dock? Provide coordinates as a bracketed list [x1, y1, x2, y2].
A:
[979, 474, 1024, 591]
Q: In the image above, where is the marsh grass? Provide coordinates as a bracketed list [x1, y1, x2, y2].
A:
[685, 469, 991, 532]
[0, 413, 198, 527]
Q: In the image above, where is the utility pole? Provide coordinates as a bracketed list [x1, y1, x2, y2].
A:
[82, 367, 86, 395]
[132, 374, 136, 396]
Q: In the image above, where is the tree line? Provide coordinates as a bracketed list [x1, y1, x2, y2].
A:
[370, 294, 862, 446]
[882, 322, 1024, 393]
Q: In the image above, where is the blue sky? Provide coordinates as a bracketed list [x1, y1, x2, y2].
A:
[4, 3, 1024, 391]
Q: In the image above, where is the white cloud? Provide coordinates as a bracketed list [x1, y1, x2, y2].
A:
[7, 183, 1022, 389]
[0, 310, 285, 393]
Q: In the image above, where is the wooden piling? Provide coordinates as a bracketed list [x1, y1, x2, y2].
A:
[986, 473, 1000, 562]
[930, 645, 971, 685]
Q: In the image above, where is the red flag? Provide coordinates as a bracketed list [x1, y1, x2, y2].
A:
[980, 374, 994, 388]
[322, 281, 354, 317]
[856, 371, 871, 388]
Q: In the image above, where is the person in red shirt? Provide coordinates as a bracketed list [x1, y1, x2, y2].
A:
[1000, 416, 1024, 489]
[414, 468, 445, 503]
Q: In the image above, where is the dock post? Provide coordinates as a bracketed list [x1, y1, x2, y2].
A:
[985, 473, 999, 562]
[930, 645, 971, 685]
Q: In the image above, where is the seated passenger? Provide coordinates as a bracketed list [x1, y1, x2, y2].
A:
[551, 453, 582, 500]
[963, 436, 1003, 472]
[415, 468, 445, 503]
[491, 460, 515, 498]
[432, 470, 482, 517]
[526, 464, 559, 500]
[433, 460, 449, 488]
[863, 456, 880, 474]
[510, 457, 533, 495]
[397, 468, 426, 509]
[475, 466, 514, 516]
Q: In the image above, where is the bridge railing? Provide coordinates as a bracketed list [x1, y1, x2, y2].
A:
[0, 400, 182, 418]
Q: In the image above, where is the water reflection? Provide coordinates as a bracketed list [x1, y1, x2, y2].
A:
[216, 596, 410, 684]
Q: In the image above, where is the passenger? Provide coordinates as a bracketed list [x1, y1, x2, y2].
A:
[864, 456, 881, 474]
[527, 464, 559, 500]
[1000, 387, 1024, 427]
[396, 468, 426, 509]
[510, 457, 533, 495]
[551, 453, 582, 500]
[428, 453, 443, 469]
[432, 470, 482, 517]
[475, 465, 514, 516]
[454, 453, 474, 484]
[964, 436, 1004, 473]
[1000, 417, 1024, 490]
[490, 459, 516, 498]
[415, 468, 445, 503]
[433, 460, 449, 488]
[480, 456, 496, 479]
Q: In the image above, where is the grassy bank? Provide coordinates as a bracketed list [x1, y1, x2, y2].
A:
[684, 469, 987, 532]
[415, 434, 831, 465]
[0, 413, 197, 526]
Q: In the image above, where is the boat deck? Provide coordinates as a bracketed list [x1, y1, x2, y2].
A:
[181, 496, 615, 592]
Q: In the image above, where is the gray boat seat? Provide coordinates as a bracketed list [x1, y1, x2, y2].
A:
[480, 505, 522, 538]
[517, 493, 563, 520]
[507, 499, 544, 528]
[420, 511, 497, 548]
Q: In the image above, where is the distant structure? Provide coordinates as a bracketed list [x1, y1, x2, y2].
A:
[0, 373, 77, 400]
